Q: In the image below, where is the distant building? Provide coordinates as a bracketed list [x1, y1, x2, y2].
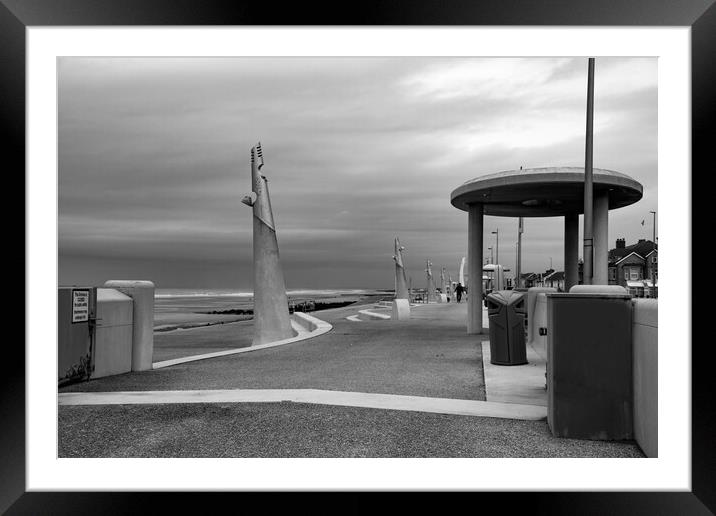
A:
[521, 270, 560, 289]
[543, 270, 566, 291]
[608, 238, 658, 297]
[520, 272, 539, 288]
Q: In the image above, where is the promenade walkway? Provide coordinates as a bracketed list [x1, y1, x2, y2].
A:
[58, 301, 644, 458]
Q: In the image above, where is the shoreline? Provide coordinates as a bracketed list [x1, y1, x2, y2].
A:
[154, 294, 388, 333]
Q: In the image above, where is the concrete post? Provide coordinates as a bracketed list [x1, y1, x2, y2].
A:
[564, 213, 579, 290]
[593, 190, 609, 285]
[103, 280, 154, 371]
[467, 203, 484, 334]
[393, 237, 409, 300]
[242, 143, 295, 345]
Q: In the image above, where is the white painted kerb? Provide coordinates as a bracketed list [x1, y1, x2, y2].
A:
[358, 309, 391, 320]
[58, 388, 547, 421]
[152, 312, 332, 369]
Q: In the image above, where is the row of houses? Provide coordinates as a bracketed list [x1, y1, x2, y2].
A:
[518, 238, 657, 298]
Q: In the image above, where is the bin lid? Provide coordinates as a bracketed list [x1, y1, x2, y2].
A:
[487, 290, 525, 305]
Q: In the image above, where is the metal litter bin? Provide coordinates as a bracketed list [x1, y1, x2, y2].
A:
[486, 290, 527, 365]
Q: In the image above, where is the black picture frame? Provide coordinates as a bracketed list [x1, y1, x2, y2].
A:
[7, 0, 711, 513]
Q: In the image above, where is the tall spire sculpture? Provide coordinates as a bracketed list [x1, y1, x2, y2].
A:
[425, 259, 436, 303]
[459, 257, 466, 287]
[241, 142, 295, 345]
[393, 237, 409, 300]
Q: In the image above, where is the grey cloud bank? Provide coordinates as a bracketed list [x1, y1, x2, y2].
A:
[58, 57, 657, 289]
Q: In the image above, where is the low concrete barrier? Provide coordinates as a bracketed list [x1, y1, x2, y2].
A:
[92, 289, 133, 378]
[292, 311, 320, 332]
[104, 280, 155, 371]
[528, 292, 550, 360]
[632, 299, 658, 457]
[527, 287, 555, 358]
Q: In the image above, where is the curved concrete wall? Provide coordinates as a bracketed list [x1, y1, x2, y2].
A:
[632, 299, 658, 457]
[92, 288, 133, 378]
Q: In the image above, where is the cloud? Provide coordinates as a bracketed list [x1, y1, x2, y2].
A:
[58, 57, 657, 288]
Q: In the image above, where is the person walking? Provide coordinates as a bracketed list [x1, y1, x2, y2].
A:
[455, 282, 465, 303]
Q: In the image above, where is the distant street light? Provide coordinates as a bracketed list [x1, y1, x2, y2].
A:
[650, 210, 657, 298]
[492, 229, 499, 265]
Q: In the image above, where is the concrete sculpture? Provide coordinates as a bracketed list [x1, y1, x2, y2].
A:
[393, 237, 409, 300]
[391, 237, 411, 320]
[438, 267, 448, 303]
[425, 259, 436, 303]
[459, 257, 466, 287]
[241, 143, 295, 345]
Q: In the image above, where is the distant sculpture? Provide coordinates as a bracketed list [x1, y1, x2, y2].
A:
[391, 239, 411, 320]
[459, 257, 467, 288]
[442, 267, 452, 301]
[436, 266, 447, 303]
[425, 259, 436, 303]
[393, 237, 409, 300]
[241, 143, 295, 345]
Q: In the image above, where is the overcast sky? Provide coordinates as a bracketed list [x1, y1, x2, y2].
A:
[58, 57, 657, 290]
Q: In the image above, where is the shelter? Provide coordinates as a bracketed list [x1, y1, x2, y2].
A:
[450, 167, 643, 334]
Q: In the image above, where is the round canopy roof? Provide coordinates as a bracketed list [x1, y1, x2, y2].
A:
[450, 167, 643, 217]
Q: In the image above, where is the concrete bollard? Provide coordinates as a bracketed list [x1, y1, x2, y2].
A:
[104, 280, 155, 371]
[392, 299, 411, 320]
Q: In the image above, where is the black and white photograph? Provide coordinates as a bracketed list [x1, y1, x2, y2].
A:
[56, 55, 659, 459]
[5, 4, 706, 505]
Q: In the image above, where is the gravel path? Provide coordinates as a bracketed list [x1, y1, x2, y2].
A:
[58, 402, 644, 458]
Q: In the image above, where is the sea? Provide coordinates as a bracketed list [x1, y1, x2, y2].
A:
[153, 288, 390, 330]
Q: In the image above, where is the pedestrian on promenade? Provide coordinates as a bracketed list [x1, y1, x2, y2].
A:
[455, 282, 465, 303]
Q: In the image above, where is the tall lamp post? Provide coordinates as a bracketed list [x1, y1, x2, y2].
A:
[650, 210, 657, 298]
[492, 229, 499, 266]
[583, 57, 596, 285]
[516, 217, 523, 288]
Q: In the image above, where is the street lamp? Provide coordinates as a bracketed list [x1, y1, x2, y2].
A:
[492, 229, 499, 265]
[650, 210, 657, 298]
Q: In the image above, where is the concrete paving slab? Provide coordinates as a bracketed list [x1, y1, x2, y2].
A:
[481, 339, 547, 406]
[59, 388, 547, 421]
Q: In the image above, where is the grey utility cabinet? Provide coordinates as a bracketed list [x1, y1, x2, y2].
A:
[546, 291, 633, 440]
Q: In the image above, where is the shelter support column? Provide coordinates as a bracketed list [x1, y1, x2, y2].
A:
[564, 213, 579, 291]
[593, 190, 609, 285]
[467, 203, 484, 334]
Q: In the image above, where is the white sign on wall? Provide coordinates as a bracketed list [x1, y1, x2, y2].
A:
[72, 289, 89, 323]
